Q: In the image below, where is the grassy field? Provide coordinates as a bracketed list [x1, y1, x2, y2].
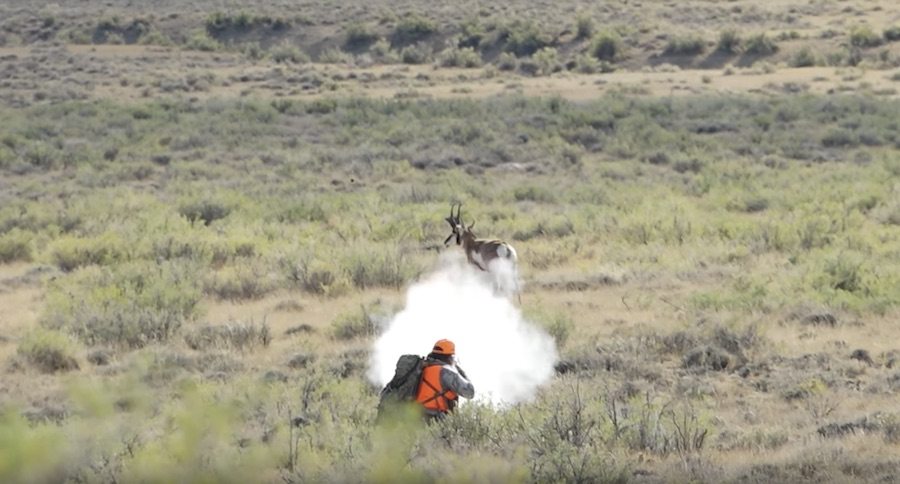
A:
[2, 1, 900, 482]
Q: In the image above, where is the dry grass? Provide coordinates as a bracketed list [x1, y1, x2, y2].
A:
[2, 0, 900, 481]
[1, 45, 899, 106]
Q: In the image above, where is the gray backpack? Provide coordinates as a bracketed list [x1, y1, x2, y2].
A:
[377, 354, 426, 417]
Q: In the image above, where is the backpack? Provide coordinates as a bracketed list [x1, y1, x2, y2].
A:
[377, 354, 426, 417]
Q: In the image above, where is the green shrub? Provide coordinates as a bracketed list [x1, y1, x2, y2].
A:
[512, 185, 557, 203]
[393, 14, 437, 45]
[343, 247, 418, 290]
[280, 253, 350, 296]
[23, 142, 56, 169]
[513, 219, 574, 241]
[457, 18, 485, 49]
[821, 253, 866, 293]
[42, 261, 203, 348]
[205, 12, 234, 33]
[880, 202, 900, 226]
[17, 329, 80, 373]
[0, 229, 32, 263]
[184, 321, 271, 352]
[744, 33, 778, 56]
[790, 47, 817, 67]
[590, 31, 621, 61]
[331, 306, 378, 340]
[574, 53, 600, 73]
[139, 29, 173, 47]
[532, 47, 560, 75]
[821, 128, 859, 148]
[271, 43, 310, 63]
[178, 199, 231, 226]
[204, 11, 286, 34]
[664, 36, 706, 56]
[514, 383, 631, 481]
[274, 199, 327, 223]
[0, 144, 14, 169]
[370, 38, 396, 61]
[400, 43, 432, 64]
[48, 233, 127, 272]
[850, 25, 882, 47]
[185, 31, 221, 52]
[345, 23, 379, 49]
[885, 26, 900, 42]
[93, 17, 120, 43]
[318, 47, 353, 64]
[575, 15, 595, 40]
[204, 263, 275, 300]
[501, 21, 552, 57]
[727, 195, 769, 213]
[496, 52, 517, 71]
[529, 310, 574, 348]
[717, 29, 742, 53]
[436, 47, 482, 68]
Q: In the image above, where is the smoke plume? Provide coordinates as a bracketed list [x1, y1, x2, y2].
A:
[368, 253, 557, 405]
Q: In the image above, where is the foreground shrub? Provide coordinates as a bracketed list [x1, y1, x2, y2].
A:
[0, 412, 69, 481]
[42, 261, 203, 348]
[17, 329, 80, 373]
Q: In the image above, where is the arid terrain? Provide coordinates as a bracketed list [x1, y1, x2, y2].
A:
[2, 1, 900, 482]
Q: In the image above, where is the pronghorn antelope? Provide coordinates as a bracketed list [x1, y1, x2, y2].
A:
[443, 203, 518, 272]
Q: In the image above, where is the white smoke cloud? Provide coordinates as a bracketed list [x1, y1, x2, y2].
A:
[368, 253, 557, 405]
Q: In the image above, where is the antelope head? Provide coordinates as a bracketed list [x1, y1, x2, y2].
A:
[444, 203, 475, 246]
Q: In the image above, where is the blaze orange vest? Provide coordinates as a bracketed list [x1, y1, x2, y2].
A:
[415, 364, 458, 412]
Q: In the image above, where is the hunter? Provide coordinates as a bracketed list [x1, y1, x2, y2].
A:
[415, 339, 475, 419]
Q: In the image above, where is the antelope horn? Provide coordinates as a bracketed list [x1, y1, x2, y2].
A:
[443, 234, 454, 245]
[456, 203, 462, 221]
